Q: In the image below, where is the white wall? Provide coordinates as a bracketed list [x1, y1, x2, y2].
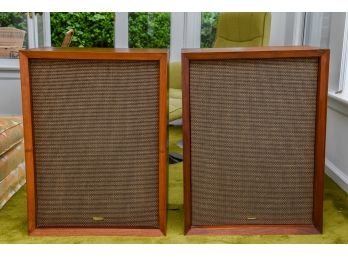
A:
[328, 13, 346, 92]
[270, 12, 288, 46]
[326, 97, 348, 193]
[269, 12, 302, 46]
[0, 67, 22, 115]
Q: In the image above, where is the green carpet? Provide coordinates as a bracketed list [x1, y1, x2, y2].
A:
[0, 126, 348, 243]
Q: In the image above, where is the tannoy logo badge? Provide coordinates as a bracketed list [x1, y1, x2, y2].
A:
[92, 216, 104, 221]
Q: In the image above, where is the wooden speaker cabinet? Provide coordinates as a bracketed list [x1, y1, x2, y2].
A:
[182, 47, 329, 235]
[20, 48, 168, 236]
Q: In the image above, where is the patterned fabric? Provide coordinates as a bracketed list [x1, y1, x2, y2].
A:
[0, 116, 25, 209]
[0, 141, 24, 180]
[169, 88, 182, 122]
[30, 59, 160, 227]
[168, 62, 183, 122]
[0, 116, 23, 156]
[214, 13, 271, 47]
[0, 161, 25, 209]
[189, 58, 318, 225]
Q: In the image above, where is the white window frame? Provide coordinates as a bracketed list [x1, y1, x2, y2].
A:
[114, 12, 201, 62]
[170, 13, 185, 62]
[302, 12, 348, 114]
[292, 12, 306, 45]
[303, 13, 325, 47]
[115, 12, 128, 48]
[304, 12, 348, 100]
[337, 15, 348, 99]
[0, 12, 51, 69]
[326, 13, 346, 95]
[42, 12, 51, 47]
[170, 12, 201, 62]
[27, 12, 36, 48]
[28, 12, 51, 48]
[0, 12, 310, 69]
[1, 12, 299, 62]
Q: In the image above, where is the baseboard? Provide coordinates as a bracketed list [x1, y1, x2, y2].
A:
[325, 158, 348, 194]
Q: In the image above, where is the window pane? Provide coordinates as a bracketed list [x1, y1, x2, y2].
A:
[36, 13, 45, 48]
[304, 13, 332, 48]
[304, 13, 345, 92]
[0, 12, 28, 59]
[50, 12, 115, 47]
[128, 12, 170, 48]
[201, 12, 218, 48]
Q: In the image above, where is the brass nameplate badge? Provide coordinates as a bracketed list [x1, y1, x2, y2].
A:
[92, 216, 104, 221]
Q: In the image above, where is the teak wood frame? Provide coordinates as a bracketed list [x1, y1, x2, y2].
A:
[19, 48, 168, 236]
[182, 46, 330, 236]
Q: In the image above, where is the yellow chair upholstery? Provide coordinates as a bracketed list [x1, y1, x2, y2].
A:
[169, 13, 271, 122]
[169, 62, 182, 122]
[169, 62, 182, 90]
[214, 12, 271, 48]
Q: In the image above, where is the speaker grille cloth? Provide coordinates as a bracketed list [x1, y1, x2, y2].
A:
[29, 59, 160, 228]
[190, 58, 319, 225]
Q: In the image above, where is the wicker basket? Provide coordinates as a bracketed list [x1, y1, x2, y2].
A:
[0, 27, 26, 58]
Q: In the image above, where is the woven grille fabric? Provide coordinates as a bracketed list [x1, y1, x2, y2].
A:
[190, 58, 319, 225]
[29, 59, 160, 228]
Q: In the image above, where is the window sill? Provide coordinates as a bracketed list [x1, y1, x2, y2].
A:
[0, 59, 20, 71]
[0, 59, 20, 80]
[328, 91, 348, 117]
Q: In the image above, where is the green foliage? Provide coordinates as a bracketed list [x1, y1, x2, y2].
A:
[0, 12, 27, 29]
[50, 12, 170, 48]
[50, 12, 114, 47]
[0, 12, 28, 47]
[129, 12, 170, 48]
[201, 12, 218, 48]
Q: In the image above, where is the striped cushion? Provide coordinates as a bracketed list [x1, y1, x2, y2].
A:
[0, 116, 25, 209]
